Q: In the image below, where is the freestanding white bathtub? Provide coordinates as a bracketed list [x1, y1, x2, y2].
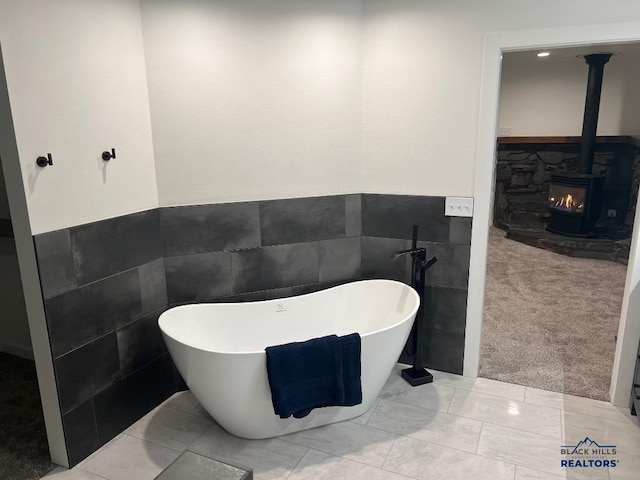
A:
[158, 279, 419, 439]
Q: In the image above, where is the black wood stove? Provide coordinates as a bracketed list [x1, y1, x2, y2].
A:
[547, 172, 604, 236]
[547, 53, 611, 237]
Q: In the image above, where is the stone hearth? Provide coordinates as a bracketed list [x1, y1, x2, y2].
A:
[493, 136, 640, 264]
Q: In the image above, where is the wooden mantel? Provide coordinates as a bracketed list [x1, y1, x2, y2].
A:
[497, 135, 640, 148]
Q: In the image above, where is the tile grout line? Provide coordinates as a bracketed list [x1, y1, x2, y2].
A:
[522, 386, 631, 423]
[374, 437, 420, 480]
[364, 417, 489, 459]
[448, 387, 565, 423]
[379, 432, 399, 471]
[380, 436, 399, 474]
[478, 419, 563, 442]
[367, 406, 492, 462]
[445, 387, 455, 412]
[282, 446, 310, 480]
[379, 389, 454, 415]
[475, 421, 484, 454]
[373, 397, 453, 421]
[276, 426, 396, 471]
[535, 403, 637, 425]
[375, 394, 564, 443]
[74, 433, 125, 471]
[381, 432, 513, 480]
[164, 403, 206, 418]
[78, 433, 183, 479]
[75, 466, 111, 480]
[444, 391, 563, 440]
[472, 449, 539, 477]
[448, 383, 527, 403]
[185, 422, 218, 456]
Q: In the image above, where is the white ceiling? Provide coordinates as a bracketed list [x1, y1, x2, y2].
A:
[504, 42, 640, 64]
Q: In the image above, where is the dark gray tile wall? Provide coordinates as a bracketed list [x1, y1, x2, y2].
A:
[162, 193, 470, 374]
[360, 194, 471, 375]
[160, 195, 361, 305]
[362, 194, 450, 243]
[449, 217, 473, 245]
[318, 237, 361, 283]
[140, 259, 168, 313]
[70, 209, 163, 285]
[259, 196, 345, 246]
[161, 202, 260, 256]
[214, 287, 294, 304]
[34, 193, 472, 466]
[345, 194, 362, 237]
[165, 251, 232, 303]
[93, 353, 183, 444]
[34, 209, 176, 467]
[45, 269, 142, 358]
[116, 309, 168, 376]
[54, 332, 121, 414]
[33, 229, 77, 299]
[361, 236, 411, 282]
[231, 243, 320, 293]
[61, 399, 99, 467]
[417, 241, 471, 290]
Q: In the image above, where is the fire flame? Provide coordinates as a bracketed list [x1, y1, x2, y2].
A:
[550, 194, 584, 210]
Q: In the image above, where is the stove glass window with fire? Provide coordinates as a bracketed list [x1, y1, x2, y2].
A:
[548, 184, 586, 215]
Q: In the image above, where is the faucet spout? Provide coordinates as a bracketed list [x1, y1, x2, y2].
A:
[390, 248, 426, 260]
[391, 250, 409, 260]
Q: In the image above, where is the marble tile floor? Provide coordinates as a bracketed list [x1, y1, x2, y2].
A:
[42, 365, 640, 480]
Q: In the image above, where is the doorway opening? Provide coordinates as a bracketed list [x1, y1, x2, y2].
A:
[478, 44, 639, 400]
[0, 158, 56, 479]
[0, 42, 67, 472]
[466, 23, 640, 410]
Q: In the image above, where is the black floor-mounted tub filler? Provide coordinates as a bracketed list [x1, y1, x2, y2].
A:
[392, 224, 438, 386]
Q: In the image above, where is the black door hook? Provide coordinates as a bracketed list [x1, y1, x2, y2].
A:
[102, 148, 116, 161]
[36, 153, 53, 168]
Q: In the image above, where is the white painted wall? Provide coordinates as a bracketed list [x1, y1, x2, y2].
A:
[141, 0, 363, 207]
[0, 0, 158, 235]
[499, 53, 640, 136]
[361, 0, 640, 196]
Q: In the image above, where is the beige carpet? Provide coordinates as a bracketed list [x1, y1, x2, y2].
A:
[479, 227, 627, 401]
[0, 353, 55, 480]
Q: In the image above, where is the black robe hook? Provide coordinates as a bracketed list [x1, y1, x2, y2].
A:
[102, 148, 116, 161]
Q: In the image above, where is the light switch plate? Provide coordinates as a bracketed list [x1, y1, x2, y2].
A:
[445, 196, 474, 217]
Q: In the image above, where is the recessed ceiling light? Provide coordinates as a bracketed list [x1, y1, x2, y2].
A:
[537, 52, 551, 57]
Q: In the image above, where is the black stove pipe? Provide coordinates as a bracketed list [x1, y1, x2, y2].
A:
[578, 53, 612, 174]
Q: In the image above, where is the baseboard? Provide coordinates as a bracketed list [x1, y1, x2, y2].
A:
[0, 342, 34, 360]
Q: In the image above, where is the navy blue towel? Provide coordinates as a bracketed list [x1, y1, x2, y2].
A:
[339, 333, 363, 408]
[265, 333, 362, 419]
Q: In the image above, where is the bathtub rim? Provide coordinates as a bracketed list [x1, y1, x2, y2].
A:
[158, 279, 419, 356]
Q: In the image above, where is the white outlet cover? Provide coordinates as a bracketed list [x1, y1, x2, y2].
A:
[445, 196, 474, 217]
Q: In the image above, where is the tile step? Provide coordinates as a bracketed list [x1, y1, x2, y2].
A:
[155, 451, 252, 480]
